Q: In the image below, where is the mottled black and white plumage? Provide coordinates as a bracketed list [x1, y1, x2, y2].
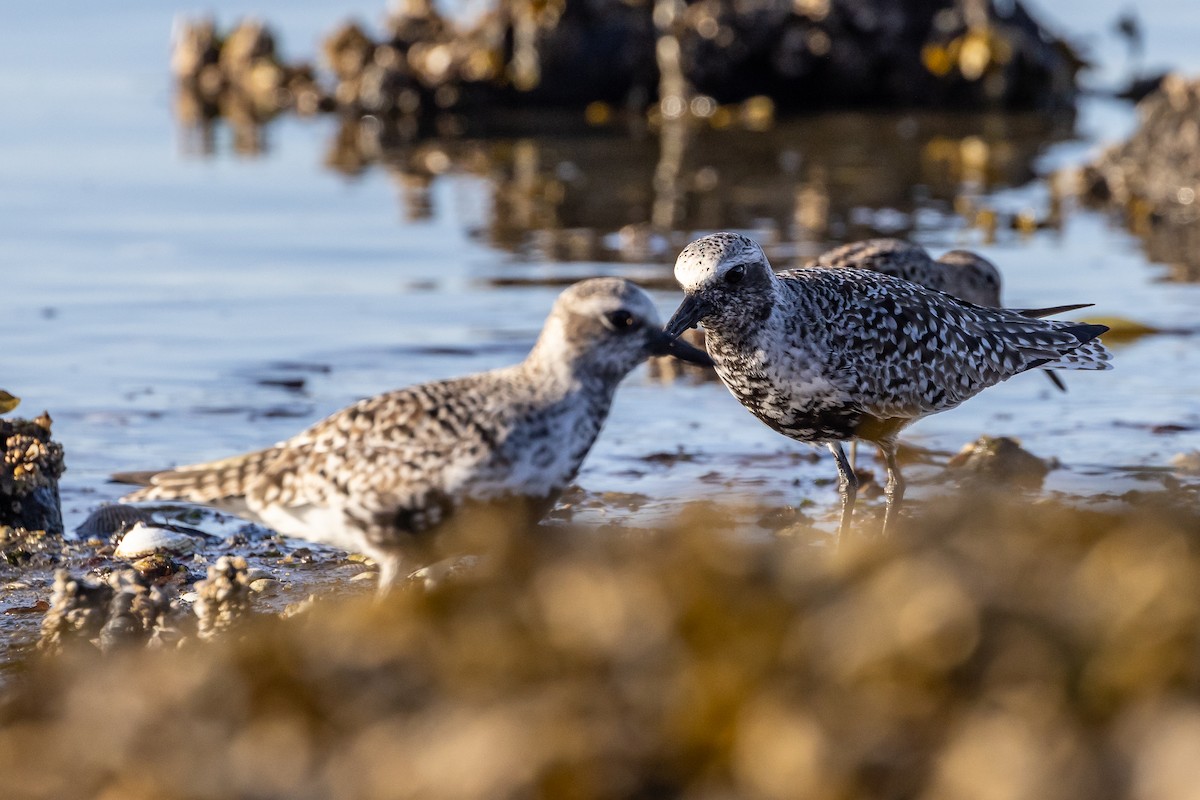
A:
[814, 238, 1069, 394]
[665, 233, 1111, 536]
[116, 278, 710, 592]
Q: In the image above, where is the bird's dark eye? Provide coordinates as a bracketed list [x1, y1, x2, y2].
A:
[725, 264, 745, 285]
[605, 309, 638, 333]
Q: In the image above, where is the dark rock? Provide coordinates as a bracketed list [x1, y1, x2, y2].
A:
[1, 414, 65, 536]
[174, 0, 1081, 140]
[947, 435, 1051, 489]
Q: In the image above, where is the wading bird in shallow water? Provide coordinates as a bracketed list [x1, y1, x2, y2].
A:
[115, 278, 711, 594]
[814, 238, 1001, 305]
[664, 233, 1111, 537]
[813, 237, 1068, 393]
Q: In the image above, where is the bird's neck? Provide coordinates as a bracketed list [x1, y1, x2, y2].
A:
[705, 285, 778, 352]
[520, 335, 617, 402]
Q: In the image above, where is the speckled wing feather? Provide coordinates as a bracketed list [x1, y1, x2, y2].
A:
[777, 268, 1110, 418]
[120, 447, 287, 503]
[119, 374, 505, 528]
[245, 373, 511, 535]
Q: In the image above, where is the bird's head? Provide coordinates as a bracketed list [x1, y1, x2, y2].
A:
[665, 232, 776, 339]
[531, 277, 712, 382]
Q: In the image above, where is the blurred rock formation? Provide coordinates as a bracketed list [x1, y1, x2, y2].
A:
[172, 0, 1082, 148]
[1077, 74, 1200, 281]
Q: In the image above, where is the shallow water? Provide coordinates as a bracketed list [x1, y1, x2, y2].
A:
[3, 0, 1200, 550]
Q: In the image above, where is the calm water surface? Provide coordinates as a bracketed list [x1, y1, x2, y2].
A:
[4, 1, 1200, 535]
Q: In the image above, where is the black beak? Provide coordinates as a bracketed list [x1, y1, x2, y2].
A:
[648, 329, 713, 366]
[664, 293, 708, 339]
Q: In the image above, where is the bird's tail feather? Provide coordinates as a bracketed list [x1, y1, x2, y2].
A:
[1038, 334, 1113, 371]
[115, 448, 281, 503]
[1016, 303, 1093, 319]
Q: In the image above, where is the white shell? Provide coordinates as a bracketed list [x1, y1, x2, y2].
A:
[114, 523, 197, 559]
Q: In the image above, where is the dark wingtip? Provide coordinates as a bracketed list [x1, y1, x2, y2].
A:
[1016, 303, 1093, 319]
[1067, 323, 1110, 344]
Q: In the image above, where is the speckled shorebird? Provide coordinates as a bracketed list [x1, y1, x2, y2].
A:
[665, 233, 1111, 536]
[815, 238, 1067, 394]
[813, 238, 1001, 306]
[115, 278, 711, 592]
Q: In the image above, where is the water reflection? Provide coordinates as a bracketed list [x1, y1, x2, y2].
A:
[309, 109, 1075, 264]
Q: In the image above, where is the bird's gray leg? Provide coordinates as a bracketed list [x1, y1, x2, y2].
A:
[880, 441, 906, 535]
[848, 439, 859, 472]
[827, 442, 858, 538]
[374, 554, 402, 601]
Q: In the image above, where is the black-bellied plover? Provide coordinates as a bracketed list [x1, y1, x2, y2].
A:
[815, 238, 1067, 393]
[665, 233, 1111, 536]
[813, 238, 1001, 307]
[116, 278, 711, 592]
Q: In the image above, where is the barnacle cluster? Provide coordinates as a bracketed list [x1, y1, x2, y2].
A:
[37, 556, 256, 656]
[0, 413, 65, 539]
[193, 556, 254, 639]
[38, 568, 185, 654]
[1, 414, 63, 496]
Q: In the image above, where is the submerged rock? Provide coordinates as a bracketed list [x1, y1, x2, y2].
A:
[947, 435, 1051, 489]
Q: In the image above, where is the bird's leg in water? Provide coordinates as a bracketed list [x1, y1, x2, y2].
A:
[880, 440, 906, 535]
[828, 441, 858, 538]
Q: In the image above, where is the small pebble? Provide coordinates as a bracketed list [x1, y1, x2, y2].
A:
[1170, 450, 1200, 474]
[249, 578, 281, 595]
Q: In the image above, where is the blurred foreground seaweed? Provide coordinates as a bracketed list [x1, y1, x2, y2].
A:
[4, 491, 1200, 799]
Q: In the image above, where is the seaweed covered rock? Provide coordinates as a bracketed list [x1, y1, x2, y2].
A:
[675, 0, 1080, 111]
[1078, 74, 1200, 280]
[173, 0, 1081, 136]
[171, 16, 331, 149]
[1, 413, 64, 536]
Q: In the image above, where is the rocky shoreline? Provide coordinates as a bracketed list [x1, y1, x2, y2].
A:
[172, 0, 1083, 146]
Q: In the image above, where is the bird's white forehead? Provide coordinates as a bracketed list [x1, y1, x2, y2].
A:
[674, 232, 762, 289]
[556, 277, 661, 324]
